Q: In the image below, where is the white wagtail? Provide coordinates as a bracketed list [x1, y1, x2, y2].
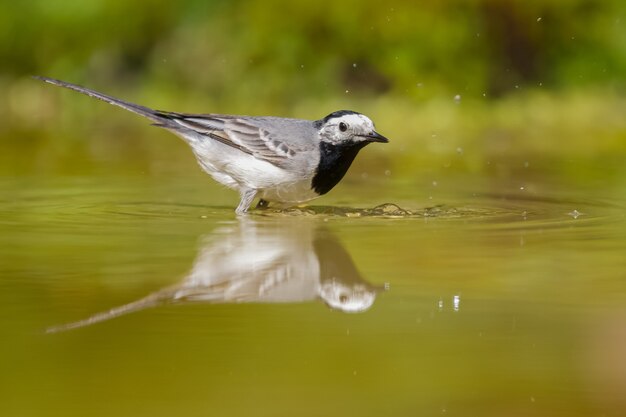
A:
[36, 76, 389, 214]
[46, 219, 378, 332]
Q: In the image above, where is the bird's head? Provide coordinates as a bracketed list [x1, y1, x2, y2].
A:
[316, 110, 388, 146]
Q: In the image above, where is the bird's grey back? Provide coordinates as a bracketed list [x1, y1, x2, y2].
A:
[228, 116, 320, 151]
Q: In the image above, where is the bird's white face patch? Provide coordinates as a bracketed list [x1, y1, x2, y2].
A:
[319, 113, 377, 144]
[319, 281, 376, 313]
[337, 114, 375, 132]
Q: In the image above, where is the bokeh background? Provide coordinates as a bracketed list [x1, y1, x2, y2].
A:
[2, 2, 626, 417]
[1, 0, 625, 191]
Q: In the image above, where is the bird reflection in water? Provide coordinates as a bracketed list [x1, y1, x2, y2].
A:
[47, 219, 382, 333]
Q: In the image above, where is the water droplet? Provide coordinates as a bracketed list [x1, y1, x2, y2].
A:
[568, 210, 583, 219]
[352, 63, 357, 68]
[432, 180, 438, 187]
[453, 295, 460, 311]
[345, 89, 350, 94]
[454, 94, 461, 103]
[438, 299, 444, 310]
[537, 17, 542, 22]
[456, 147, 464, 155]
[520, 186, 525, 190]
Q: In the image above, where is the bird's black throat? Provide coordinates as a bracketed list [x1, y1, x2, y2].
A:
[311, 140, 369, 195]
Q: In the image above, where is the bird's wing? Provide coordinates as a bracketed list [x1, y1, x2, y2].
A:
[156, 112, 307, 167]
[34, 77, 314, 168]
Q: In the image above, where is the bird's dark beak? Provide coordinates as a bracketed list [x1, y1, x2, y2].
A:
[361, 131, 389, 143]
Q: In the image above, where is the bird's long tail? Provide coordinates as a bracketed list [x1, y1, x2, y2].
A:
[34, 76, 170, 124]
[45, 289, 171, 334]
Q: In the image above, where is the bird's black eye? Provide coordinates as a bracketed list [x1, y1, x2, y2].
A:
[339, 122, 348, 132]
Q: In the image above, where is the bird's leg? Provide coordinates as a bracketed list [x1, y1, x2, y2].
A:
[235, 189, 257, 215]
[255, 199, 269, 209]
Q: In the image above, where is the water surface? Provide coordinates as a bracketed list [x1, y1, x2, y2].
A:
[1, 174, 625, 417]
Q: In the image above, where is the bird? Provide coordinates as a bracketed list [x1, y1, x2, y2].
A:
[35, 76, 389, 214]
[46, 219, 380, 332]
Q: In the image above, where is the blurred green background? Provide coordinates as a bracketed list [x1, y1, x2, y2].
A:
[2, 3, 626, 417]
[1, 0, 625, 187]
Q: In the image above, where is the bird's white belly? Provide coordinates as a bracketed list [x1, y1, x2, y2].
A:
[259, 179, 319, 204]
[190, 142, 318, 204]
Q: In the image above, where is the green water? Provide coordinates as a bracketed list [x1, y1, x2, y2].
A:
[1, 169, 626, 416]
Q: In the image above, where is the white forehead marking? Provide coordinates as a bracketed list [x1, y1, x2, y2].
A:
[334, 114, 374, 129]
